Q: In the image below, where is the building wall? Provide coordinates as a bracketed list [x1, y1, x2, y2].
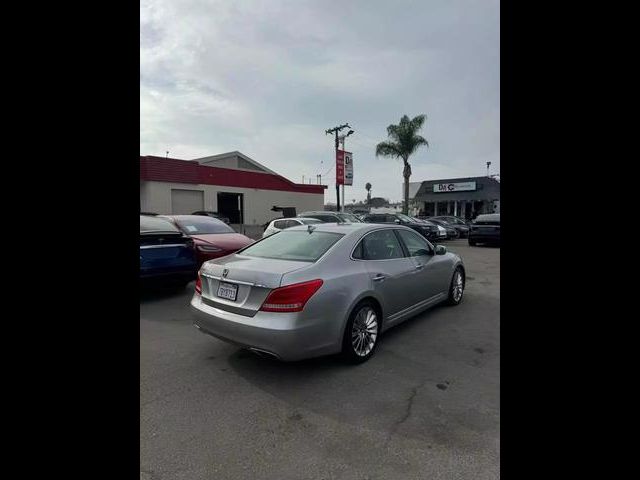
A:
[200, 156, 238, 169]
[140, 181, 324, 225]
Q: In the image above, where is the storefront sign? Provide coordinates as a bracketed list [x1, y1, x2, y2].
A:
[433, 181, 476, 193]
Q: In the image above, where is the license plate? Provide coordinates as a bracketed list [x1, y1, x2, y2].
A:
[217, 282, 238, 301]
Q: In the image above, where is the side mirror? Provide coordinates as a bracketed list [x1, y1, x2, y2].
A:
[394, 219, 401, 224]
[435, 245, 447, 255]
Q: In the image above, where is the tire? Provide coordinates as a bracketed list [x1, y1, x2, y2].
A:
[447, 268, 465, 306]
[341, 300, 381, 364]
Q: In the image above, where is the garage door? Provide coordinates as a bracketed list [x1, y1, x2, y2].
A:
[171, 189, 204, 214]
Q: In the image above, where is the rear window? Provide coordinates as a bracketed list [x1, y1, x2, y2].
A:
[299, 218, 322, 225]
[174, 217, 235, 234]
[239, 231, 344, 262]
[140, 216, 180, 233]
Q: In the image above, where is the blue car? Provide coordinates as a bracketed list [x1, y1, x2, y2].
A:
[140, 215, 197, 286]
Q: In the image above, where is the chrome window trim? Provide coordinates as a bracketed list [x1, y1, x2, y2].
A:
[140, 244, 188, 249]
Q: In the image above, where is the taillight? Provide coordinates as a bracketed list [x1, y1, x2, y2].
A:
[195, 272, 202, 295]
[260, 279, 323, 313]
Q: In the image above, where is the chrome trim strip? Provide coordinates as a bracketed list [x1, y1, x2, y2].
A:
[140, 244, 187, 249]
[200, 272, 267, 288]
[387, 293, 447, 322]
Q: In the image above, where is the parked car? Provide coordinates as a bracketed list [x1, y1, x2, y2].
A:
[425, 218, 460, 239]
[140, 215, 197, 287]
[263, 217, 322, 238]
[361, 212, 440, 242]
[468, 213, 500, 246]
[191, 223, 465, 363]
[160, 215, 254, 266]
[431, 216, 470, 238]
[191, 211, 231, 224]
[298, 211, 363, 223]
[411, 217, 448, 240]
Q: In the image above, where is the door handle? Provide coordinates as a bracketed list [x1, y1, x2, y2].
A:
[415, 264, 424, 270]
[372, 274, 386, 282]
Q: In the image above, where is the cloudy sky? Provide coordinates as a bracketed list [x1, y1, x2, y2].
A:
[141, 0, 499, 203]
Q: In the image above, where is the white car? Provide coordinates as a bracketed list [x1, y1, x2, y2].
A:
[262, 217, 322, 238]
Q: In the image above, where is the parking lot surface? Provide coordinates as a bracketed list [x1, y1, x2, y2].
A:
[140, 240, 500, 480]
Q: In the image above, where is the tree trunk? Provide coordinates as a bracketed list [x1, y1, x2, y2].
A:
[403, 159, 411, 215]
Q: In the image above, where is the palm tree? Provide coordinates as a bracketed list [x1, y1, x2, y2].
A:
[365, 182, 372, 205]
[375, 114, 428, 214]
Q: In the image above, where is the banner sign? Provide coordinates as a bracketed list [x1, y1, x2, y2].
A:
[336, 150, 353, 186]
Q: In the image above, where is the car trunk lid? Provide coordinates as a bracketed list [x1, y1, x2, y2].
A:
[198, 255, 312, 317]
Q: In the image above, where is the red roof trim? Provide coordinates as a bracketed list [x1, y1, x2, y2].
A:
[140, 156, 326, 194]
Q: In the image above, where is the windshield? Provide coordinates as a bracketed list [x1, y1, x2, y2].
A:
[238, 230, 344, 262]
[396, 213, 414, 223]
[140, 215, 180, 233]
[337, 213, 362, 223]
[174, 217, 235, 234]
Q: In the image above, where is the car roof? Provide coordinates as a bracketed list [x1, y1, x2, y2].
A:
[299, 211, 338, 215]
[272, 217, 318, 222]
[161, 214, 226, 223]
[285, 222, 412, 240]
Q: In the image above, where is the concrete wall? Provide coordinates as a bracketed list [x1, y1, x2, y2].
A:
[140, 181, 324, 225]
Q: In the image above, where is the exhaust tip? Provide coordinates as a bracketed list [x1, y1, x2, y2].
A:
[248, 348, 280, 360]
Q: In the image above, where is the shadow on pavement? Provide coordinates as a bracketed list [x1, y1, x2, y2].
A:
[140, 281, 195, 303]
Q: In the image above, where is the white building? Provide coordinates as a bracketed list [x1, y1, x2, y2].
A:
[140, 151, 326, 237]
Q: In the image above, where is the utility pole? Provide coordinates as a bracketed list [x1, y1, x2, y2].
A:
[325, 123, 350, 211]
[338, 129, 354, 212]
[486, 161, 492, 177]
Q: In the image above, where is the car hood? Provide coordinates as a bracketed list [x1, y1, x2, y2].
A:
[191, 233, 254, 249]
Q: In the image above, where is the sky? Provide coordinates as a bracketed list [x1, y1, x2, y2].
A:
[140, 0, 499, 204]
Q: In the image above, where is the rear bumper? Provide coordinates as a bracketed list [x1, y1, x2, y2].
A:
[190, 294, 340, 361]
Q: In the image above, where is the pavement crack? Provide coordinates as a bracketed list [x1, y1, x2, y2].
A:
[385, 380, 427, 447]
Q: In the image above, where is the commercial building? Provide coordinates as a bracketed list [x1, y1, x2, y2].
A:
[410, 176, 500, 220]
[140, 151, 326, 237]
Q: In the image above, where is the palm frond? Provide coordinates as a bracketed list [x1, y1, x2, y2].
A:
[375, 141, 402, 158]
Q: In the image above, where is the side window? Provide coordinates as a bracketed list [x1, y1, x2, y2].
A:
[385, 215, 397, 223]
[309, 215, 330, 222]
[396, 229, 432, 257]
[352, 241, 364, 259]
[362, 230, 405, 260]
[273, 220, 287, 229]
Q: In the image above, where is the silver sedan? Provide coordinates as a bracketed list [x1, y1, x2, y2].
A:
[191, 223, 465, 363]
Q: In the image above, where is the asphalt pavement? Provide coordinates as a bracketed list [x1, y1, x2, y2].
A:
[140, 239, 500, 480]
